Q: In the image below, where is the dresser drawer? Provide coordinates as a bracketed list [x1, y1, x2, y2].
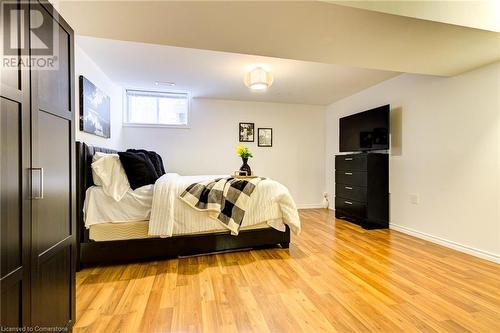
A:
[335, 170, 367, 187]
[335, 154, 367, 172]
[335, 183, 367, 203]
[335, 197, 366, 219]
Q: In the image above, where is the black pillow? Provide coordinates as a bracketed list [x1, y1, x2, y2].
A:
[127, 149, 166, 176]
[118, 151, 159, 190]
[156, 153, 166, 175]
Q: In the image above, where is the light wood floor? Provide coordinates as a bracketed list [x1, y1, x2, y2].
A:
[75, 209, 500, 333]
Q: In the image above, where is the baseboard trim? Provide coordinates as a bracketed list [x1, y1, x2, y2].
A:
[390, 223, 500, 264]
[297, 204, 325, 209]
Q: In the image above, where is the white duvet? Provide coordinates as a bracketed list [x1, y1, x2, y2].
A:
[84, 185, 153, 226]
[149, 173, 301, 237]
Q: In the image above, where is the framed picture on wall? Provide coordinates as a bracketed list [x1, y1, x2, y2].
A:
[258, 128, 273, 147]
[79, 75, 111, 138]
[239, 122, 255, 142]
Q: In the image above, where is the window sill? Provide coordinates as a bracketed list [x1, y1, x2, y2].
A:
[123, 123, 190, 129]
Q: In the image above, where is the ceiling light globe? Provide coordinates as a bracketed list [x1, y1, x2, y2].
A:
[244, 67, 273, 91]
[250, 83, 268, 91]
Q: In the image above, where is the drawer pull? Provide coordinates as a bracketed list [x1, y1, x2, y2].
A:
[345, 172, 353, 175]
[344, 201, 353, 205]
[344, 158, 353, 161]
[345, 186, 353, 190]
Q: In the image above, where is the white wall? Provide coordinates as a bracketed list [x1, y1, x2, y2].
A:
[325, 62, 500, 261]
[122, 98, 326, 207]
[75, 44, 123, 149]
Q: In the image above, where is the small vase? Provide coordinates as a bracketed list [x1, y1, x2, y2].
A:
[239, 157, 252, 176]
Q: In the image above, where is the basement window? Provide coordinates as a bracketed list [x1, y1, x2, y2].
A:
[124, 90, 189, 127]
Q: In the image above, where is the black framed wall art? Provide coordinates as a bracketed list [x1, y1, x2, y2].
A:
[258, 128, 273, 147]
[79, 75, 111, 138]
[239, 122, 255, 142]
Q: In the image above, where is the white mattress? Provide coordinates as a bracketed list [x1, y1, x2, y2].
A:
[84, 185, 154, 225]
[89, 220, 152, 241]
[88, 220, 272, 241]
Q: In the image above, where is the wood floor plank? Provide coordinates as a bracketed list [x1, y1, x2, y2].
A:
[74, 209, 500, 333]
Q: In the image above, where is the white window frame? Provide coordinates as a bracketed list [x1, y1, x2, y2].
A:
[123, 89, 190, 128]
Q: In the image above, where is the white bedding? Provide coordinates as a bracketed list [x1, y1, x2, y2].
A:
[84, 185, 153, 226]
[149, 173, 301, 237]
[84, 173, 301, 238]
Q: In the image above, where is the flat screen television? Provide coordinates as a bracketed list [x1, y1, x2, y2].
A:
[339, 104, 390, 152]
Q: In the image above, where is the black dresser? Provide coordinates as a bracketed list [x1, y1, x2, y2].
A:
[335, 153, 389, 229]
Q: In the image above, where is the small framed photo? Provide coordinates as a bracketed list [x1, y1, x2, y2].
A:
[239, 122, 255, 142]
[258, 128, 273, 147]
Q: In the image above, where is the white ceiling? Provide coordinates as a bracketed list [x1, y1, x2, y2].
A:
[57, 1, 500, 76]
[77, 36, 399, 106]
[330, 0, 500, 33]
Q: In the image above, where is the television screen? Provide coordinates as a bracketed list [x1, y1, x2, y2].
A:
[339, 105, 390, 152]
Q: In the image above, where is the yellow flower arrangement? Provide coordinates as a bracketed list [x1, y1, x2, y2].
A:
[235, 145, 253, 159]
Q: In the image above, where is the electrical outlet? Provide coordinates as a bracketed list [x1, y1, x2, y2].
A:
[410, 193, 420, 205]
[323, 192, 328, 198]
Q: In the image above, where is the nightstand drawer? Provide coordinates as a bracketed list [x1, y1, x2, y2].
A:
[335, 197, 366, 219]
[335, 154, 367, 172]
[335, 183, 367, 203]
[335, 170, 367, 187]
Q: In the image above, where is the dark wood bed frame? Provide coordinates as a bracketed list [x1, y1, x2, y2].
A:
[76, 142, 290, 269]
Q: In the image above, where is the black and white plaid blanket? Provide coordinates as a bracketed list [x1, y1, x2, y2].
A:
[179, 177, 264, 234]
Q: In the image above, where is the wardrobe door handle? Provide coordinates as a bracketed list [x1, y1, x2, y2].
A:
[345, 172, 353, 175]
[344, 158, 353, 161]
[344, 201, 353, 205]
[32, 167, 44, 199]
[345, 186, 353, 190]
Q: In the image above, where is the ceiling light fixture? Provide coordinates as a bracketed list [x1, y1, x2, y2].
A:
[244, 67, 273, 91]
[155, 81, 176, 87]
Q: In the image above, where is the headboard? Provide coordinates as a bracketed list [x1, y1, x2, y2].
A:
[76, 141, 118, 244]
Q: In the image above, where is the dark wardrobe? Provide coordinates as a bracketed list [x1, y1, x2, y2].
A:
[1, 0, 76, 331]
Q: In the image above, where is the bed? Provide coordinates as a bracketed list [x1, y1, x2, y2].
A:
[76, 142, 299, 269]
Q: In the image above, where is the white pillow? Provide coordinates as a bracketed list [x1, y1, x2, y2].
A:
[91, 152, 130, 201]
[92, 152, 114, 185]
